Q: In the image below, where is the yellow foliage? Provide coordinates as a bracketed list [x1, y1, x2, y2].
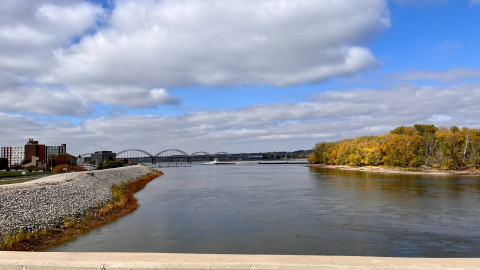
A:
[53, 164, 72, 174]
[311, 124, 480, 169]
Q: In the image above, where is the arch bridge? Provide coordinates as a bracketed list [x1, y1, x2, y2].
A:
[79, 149, 235, 164]
[116, 149, 155, 164]
[155, 149, 190, 163]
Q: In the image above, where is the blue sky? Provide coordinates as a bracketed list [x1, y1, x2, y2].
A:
[1, 0, 479, 155]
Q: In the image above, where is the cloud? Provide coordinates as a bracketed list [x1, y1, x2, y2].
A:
[46, 0, 389, 90]
[391, 68, 480, 83]
[0, 0, 104, 76]
[0, 74, 92, 115]
[66, 84, 181, 108]
[3, 82, 480, 155]
[0, 0, 389, 114]
[471, 0, 480, 6]
[0, 0, 105, 115]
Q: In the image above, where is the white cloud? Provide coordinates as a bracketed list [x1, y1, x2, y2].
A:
[0, 0, 389, 113]
[0, 0, 104, 76]
[471, 0, 480, 6]
[2, 82, 480, 155]
[0, 0, 105, 115]
[391, 68, 480, 83]
[0, 86, 91, 115]
[46, 0, 389, 89]
[0, 74, 91, 115]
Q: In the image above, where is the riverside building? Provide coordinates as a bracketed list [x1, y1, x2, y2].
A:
[1, 139, 66, 168]
[91, 151, 116, 165]
[0, 146, 25, 168]
[46, 145, 67, 159]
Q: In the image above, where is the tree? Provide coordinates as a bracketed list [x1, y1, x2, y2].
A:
[310, 124, 480, 170]
[96, 161, 104, 170]
[0, 158, 8, 171]
[53, 153, 77, 167]
[11, 164, 22, 171]
[53, 164, 71, 174]
[414, 124, 438, 167]
[103, 158, 123, 169]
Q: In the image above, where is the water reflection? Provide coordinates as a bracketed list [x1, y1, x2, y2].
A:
[310, 167, 480, 199]
[51, 164, 480, 257]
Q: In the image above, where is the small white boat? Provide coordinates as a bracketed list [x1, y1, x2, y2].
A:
[202, 158, 236, 165]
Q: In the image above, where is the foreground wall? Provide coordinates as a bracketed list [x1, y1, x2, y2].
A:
[0, 165, 153, 236]
[0, 252, 479, 270]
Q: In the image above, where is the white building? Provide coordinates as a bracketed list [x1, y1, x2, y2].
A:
[46, 144, 67, 159]
[1, 146, 25, 168]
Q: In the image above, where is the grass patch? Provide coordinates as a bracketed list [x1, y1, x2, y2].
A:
[0, 178, 38, 185]
[0, 170, 163, 251]
[0, 171, 52, 179]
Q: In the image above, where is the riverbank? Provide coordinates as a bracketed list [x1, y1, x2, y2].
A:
[308, 164, 480, 176]
[0, 165, 162, 251]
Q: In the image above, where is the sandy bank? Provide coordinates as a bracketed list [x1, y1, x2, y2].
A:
[308, 164, 480, 177]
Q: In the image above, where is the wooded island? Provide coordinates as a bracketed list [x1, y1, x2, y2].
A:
[309, 124, 480, 170]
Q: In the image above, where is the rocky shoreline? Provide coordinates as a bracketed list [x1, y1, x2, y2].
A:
[0, 165, 154, 237]
[308, 164, 480, 177]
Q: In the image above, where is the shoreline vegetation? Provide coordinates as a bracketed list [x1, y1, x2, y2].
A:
[309, 124, 480, 174]
[0, 169, 163, 251]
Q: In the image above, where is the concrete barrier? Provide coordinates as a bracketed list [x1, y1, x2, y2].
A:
[0, 252, 479, 270]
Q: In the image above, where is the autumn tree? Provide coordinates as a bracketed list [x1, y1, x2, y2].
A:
[309, 124, 480, 170]
[52, 153, 77, 166]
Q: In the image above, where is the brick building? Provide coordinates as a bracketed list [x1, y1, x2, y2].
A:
[25, 139, 46, 163]
[1, 139, 66, 168]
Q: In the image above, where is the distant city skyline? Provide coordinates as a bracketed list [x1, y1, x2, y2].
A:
[1, 0, 479, 155]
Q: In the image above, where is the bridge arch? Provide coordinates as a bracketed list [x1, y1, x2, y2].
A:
[117, 149, 155, 164]
[214, 152, 231, 157]
[154, 149, 189, 157]
[191, 151, 213, 156]
[214, 152, 233, 161]
[155, 149, 190, 163]
[190, 151, 214, 162]
[117, 149, 154, 158]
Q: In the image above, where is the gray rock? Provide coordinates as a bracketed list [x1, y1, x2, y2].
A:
[0, 165, 154, 236]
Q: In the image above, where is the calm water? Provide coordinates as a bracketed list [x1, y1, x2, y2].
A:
[51, 164, 480, 257]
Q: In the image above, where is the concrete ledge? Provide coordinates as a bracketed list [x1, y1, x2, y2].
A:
[1, 252, 480, 270]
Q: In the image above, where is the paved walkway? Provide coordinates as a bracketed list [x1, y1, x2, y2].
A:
[0, 252, 479, 270]
[0, 171, 82, 191]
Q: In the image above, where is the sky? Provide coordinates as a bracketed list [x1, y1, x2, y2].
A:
[1, 0, 479, 155]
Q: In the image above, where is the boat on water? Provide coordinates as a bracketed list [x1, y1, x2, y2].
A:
[202, 158, 236, 165]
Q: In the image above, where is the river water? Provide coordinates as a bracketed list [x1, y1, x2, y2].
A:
[51, 164, 480, 257]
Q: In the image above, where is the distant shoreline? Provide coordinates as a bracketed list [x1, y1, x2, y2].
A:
[307, 164, 480, 177]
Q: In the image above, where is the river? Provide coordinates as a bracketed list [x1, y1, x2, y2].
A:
[50, 163, 480, 257]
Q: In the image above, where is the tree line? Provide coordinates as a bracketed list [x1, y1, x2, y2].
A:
[309, 124, 480, 170]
